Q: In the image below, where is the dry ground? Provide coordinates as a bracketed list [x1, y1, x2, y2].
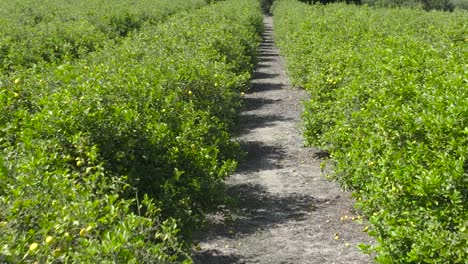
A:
[192, 16, 374, 264]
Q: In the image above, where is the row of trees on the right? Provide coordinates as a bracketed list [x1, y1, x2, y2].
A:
[273, 0, 467, 262]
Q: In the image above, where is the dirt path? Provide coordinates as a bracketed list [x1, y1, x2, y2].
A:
[192, 16, 374, 264]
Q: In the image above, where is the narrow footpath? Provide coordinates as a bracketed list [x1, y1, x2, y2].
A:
[193, 16, 374, 264]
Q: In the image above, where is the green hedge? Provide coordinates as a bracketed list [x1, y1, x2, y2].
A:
[273, 0, 467, 262]
[0, 0, 207, 74]
[362, 0, 468, 11]
[0, 0, 262, 262]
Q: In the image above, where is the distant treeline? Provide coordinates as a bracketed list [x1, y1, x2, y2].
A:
[296, 0, 468, 11]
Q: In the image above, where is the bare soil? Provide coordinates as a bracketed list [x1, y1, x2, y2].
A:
[192, 16, 374, 264]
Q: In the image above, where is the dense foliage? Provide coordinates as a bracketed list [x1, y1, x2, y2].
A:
[362, 0, 468, 11]
[0, 0, 263, 262]
[298, 0, 468, 11]
[0, 0, 207, 74]
[298, 0, 362, 5]
[273, 0, 467, 262]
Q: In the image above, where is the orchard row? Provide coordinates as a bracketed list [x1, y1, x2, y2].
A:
[273, 0, 467, 262]
[0, 0, 262, 262]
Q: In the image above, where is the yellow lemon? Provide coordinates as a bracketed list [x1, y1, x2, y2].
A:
[29, 242, 39, 251]
[45, 236, 54, 244]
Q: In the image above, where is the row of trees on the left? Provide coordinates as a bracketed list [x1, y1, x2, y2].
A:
[0, 0, 263, 262]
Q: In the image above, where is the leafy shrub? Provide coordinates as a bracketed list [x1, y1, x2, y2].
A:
[0, 0, 207, 74]
[362, 0, 468, 10]
[451, 0, 468, 9]
[298, 0, 363, 4]
[0, 142, 186, 263]
[362, 0, 422, 8]
[274, 0, 468, 262]
[0, 0, 262, 262]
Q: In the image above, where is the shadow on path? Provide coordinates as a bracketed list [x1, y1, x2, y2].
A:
[243, 97, 282, 111]
[236, 141, 286, 172]
[193, 250, 245, 264]
[240, 114, 293, 131]
[252, 71, 279, 80]
[191, 14, 318, 264]
[193, 184, 331, 263]
[193, 13, 374, 264]
[247, 83, 284, 93]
